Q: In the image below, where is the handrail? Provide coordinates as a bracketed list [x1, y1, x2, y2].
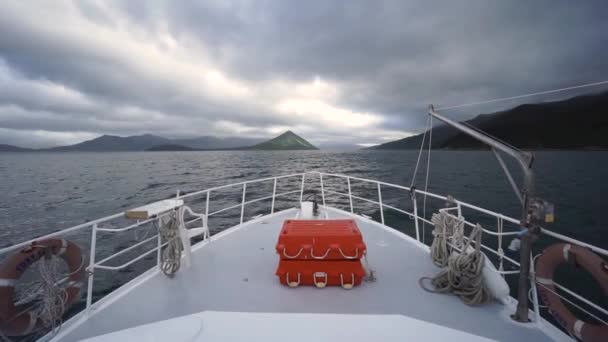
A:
[95, 235, 159, 267]
[0, 172, 307, 320]
[315, 170, 608, 326]
[94, 240, 171, 271]
[2, 170, 606, 331]
[181, 172, 306, 199]
[0, 212, 123, 255]
[313, 171, 608, 257]
[96, 215, 169, 232]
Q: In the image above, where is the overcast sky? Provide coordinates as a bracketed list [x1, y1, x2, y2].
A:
[1, 1, 607, 148]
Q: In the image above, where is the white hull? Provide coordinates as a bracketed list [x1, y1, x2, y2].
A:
[48, 207, 567, 341]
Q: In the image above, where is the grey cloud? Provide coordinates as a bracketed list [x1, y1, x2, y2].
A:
[0, 0, 607, 147]
[163, 0, 608, 128]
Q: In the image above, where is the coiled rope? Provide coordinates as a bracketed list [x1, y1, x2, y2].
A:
[429, 212, 465, 268]
[159, 212, 183, 277]
[420, 212, 490, 305]
[4, 251, 84, 341]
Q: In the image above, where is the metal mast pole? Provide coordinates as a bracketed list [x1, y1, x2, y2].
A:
[427, 105, 537, 322]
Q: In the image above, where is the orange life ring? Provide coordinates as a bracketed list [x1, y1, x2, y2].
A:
[0, 238, 85, 336]
[536, 243, 608, 342]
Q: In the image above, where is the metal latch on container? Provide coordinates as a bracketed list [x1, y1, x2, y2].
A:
[313, 272, 328, 288]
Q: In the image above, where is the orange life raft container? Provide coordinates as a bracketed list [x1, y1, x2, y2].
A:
[275, 219, 366, 260]
[276, 260, 366, 289]
[275, 219, 367, 289]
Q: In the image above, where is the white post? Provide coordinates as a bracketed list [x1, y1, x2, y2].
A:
[205, 190, 210, 220]
[347, 177, 354, 213]
[413, 194, 420, 242]
[156, 217, 162, 265]
[529, 254, 541, 323]
[271, 178, 277, 214]
[240, 183, 247, 225]
[377, 183, 387, 247]
[178, 206, 192, 269]
[320, 174, 326, 206]
[377, 183, 385, 225]
[86, 223, 98, 313]
[299, 174, 306, 202]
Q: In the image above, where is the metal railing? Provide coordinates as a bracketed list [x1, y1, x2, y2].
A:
[1, 171, 606, 333]
[313, 171, 608, 327]
[0, 172, 307, 317]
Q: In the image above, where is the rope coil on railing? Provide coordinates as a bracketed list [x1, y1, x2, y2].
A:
[429, 212, 465, 267]
[421, 212, 490, 306]
[159, 212, 183, 277]
[1, 239, 86, 340]
[11, 255, 68, 337]
[497, 216, 504, 273]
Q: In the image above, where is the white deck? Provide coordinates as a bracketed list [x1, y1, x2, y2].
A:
[53, 207, 564, 341]
[81, 311, 497, 342]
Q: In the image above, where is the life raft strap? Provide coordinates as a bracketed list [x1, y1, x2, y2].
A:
[563, 244, 571, 262]
[0, 278, 16, 287]
[57, 239, 68, 256]
[536, 277, 553, 286]
[574, 320, 585, 340]
[66, 280, 83, 289]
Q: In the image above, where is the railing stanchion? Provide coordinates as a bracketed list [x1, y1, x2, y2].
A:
[413, 193, 420, 242]
[300, 174, 306, 202]
[529, 254, 541, 323]
[320, 174, 326, 206]
[205, 190, 210, 220]
[86, 223, 98, 313]
[347, 177, 354, 213]
[271, 178, 277, 214]
[5, 171, 608, 334]
[156, 217, 162, 265]
[377, 183, 385, 225]
[240, 183, 247, 225]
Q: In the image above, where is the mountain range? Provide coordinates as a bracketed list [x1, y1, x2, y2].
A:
[247, 130, 318, 150]
[148, 131, 318, 151]
[0, 131, 317, 152]
[2, 91, 607, 152]
[369, 91, 608, 150]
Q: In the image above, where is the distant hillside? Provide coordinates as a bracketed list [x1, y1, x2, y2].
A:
[146, 144, 196, 151]
[0, 144, 34, 152]
[370, 91, 608, 150]
[48, 134, 171, 152]
[171, 136, 263, 149]
[2, 134, 268, 152]
[249, 131, 318, 150]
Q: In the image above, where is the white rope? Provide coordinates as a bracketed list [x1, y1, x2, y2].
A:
[497, 216, 504, 273]
[11, 254, 75, 337]
[434, 80, 608, 111]
[421, 115, 433, 244]
[421, 217, 490, 306]
[159, 212, 183, 277]
[362, 253, 376, 282]
[409, 115, 430, 189]
[429, 212, 465, 267]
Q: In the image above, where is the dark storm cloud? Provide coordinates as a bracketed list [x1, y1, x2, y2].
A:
[0, 0, 607, 147]
[162, 0, 608, 129]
